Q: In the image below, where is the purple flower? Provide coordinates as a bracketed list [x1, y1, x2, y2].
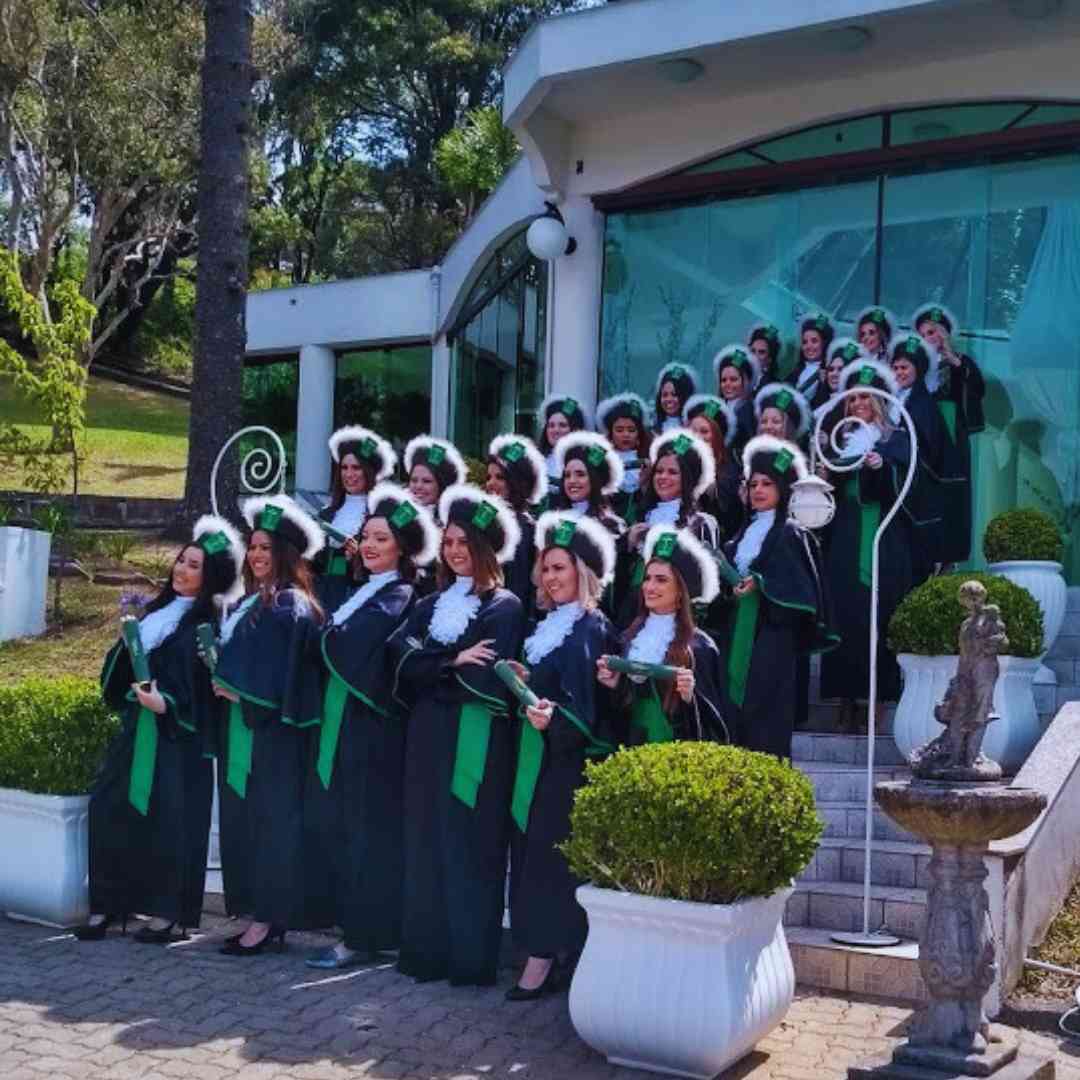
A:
[118, 590, 149, 618]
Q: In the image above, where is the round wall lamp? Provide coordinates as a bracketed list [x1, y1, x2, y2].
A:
[526, 202, 577, 261]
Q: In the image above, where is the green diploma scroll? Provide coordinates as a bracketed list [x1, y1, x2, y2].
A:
[714, 551, 744, 588]
[195, 622, 218, 672]
[605, 656, 679, 681]
[493, 660, 541, 709]
[120, 616, 152, 687]
[321, 521, 352, 546]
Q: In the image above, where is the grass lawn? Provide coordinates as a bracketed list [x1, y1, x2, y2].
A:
[1020, 877, 1080, 1000]
[0, 375, 189, 498]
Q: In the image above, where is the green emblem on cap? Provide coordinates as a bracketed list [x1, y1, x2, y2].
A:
[815, 315, 829, 331]
[653, 532, 678, 560]
[502, 441, 524, 463]
[775, 389, 793, 410]
[426, 444, 446, 466]
[562, 397, 579, 416]
[904, 336, 920, 356]
[774, 448, 794, 474]
[930, 307, 944, 324]
[842, 342, 860, 361]
[703, 400, 720, 420]
[764, 325, 779, 341]
[669, 365, 685, 380]
[553, 520, 577, 548]
[586, 445, 606, 468]
[471, 501, 497, 530]
[858, 365, 875, 386]
[732, 349, 748, 367]
[259, 504, 283, 532]
[359, 437, 377, 459]
[627, 401, 641, 417]
[199, 531, 229, 556]
[390, 502, 417, 529]
[868, 308, 886, 325]
[672, 434, 692, 456]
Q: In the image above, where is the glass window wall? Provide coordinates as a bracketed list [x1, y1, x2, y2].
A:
[334, 344, 432, 447]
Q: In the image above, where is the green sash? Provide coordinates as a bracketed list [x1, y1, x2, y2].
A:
[727, 589, 760, 708]
[127, 707, 157, 815]
[631, 684, 674, 743]
[450, 702, 492, 808]
[328, 553, 348, 577]
[937, 399, 957, 443]
[510, 721, 544, 832]
[848, 475, 881, 590]
[317, 675, 349, 789]
[226, 701, 253, 798]
[623, 496, 639, 526]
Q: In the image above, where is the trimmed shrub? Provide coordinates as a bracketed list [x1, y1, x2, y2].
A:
[0, 677, 119, 796]
[887, 572, 1042, 659]
[983, 508, 1064, 564]
[561, 742, 821, 905]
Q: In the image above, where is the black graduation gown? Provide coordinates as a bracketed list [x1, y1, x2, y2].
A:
[314, 506, 357, 612]
[819, 431, 914, 703]
[732, 398, 756, 458]
[935, 353, 986, 564]
[699, 460, 745, 545]
[503, 511, 537, 617]
[509, 610, 618, 958]
[304, 579, 414, 952]
[388, 587, 526, 985]
[90, 616, 214, 927]
[213, 590, 323, 928]
[717, 520, 838, 759]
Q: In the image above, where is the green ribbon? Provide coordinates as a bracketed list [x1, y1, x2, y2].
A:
[328, 553, 348, 577]
[630, 557, 645, 589]
[317, 675, 349, 789]
[226, 700, 253, 798]
[727, 589, 760, 708]
[450, 702, 492, 808]
[631, 684, 674, 743]
[848, 474, 881, 589]
[511, 721, 544, 832]
[937, 399, 957, 443]
[127, 706, 157, 815]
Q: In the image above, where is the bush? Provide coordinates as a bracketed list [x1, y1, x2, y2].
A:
[561, 742, 821, 905]
[983, 508, 1064, 564]
[0, 677, 119, 796]
[887, 572, 1043, 658]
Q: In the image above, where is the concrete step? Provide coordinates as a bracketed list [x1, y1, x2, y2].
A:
[800, 836, 931, 890]
[786, 926, 925, 1003]
[817, 799, 920, 843]
[792, 732, 907, 767]
[795, 762, 911, 803]
[786, 879, 926, 940]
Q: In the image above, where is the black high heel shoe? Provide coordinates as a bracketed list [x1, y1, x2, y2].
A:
[219, 925, 286, 956]
[133, 922, 185, 945]
[505, 959, 561, 1001]
[73, 914, 128, 941]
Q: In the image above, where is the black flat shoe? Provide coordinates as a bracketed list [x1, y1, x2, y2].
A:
[219, 925, 286, 956]
[505, 961, 561, 1001]
[133, 922, 185, 945]
[73, 914, 128, 941]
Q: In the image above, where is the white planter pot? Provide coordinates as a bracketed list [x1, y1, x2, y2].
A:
[570, 884, 794, 1079]
[0, 526, 51, 642]
[0, 786, 89, 927]
[988, 561, 1066, 683]
[893, 654, 1042, 775]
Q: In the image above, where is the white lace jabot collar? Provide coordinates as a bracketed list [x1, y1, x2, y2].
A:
[430, 576, 482, 645]
[524, 602, 584, 665]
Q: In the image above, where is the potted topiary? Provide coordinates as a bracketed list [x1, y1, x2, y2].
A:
[887, 573, 1044, 775]
[983, 508, 1066, 682]
[561, 742, 820, 1079]
[0, 677, 118, 926]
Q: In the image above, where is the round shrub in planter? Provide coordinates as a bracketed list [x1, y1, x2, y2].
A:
[562, 742, 820, 1079]
[0, 677, 119, 926]
[887, 574, 1044, 774]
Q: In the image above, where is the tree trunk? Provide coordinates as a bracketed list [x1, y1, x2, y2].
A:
[183, 0, 252, 526]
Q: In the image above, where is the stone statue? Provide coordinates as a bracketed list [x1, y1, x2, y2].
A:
[911, 580, 1008, 782]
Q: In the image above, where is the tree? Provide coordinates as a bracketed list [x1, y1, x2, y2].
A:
[435, 106, 519, 222]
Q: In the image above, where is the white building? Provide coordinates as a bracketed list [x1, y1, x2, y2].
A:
[247, 0, 1080, 577]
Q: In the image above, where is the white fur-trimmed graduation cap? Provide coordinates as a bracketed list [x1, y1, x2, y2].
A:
[855, 305, 898, 341]
[242, 494, 326, 561]
[654, 361, 700, 399]
[438, 483, 522, 564]
[595, 392, 651, 434]
[554, 431, 625, 497]
[403, 435, 467, 493]
[642, 525, 720, 604]
[488, 434, 547, 506]
[839, 357, 899, 397]
[754, 382, 812, 440]
[535, 510, 617, 587]
[682, 394, 737, 447]
[742, 434, 810, 488]
[828, 337, 866, 366]
[366, 482, 441, 566]
[888, 331, 940, 389]
[799, 312, 836, 344]
[538, 392, 592, 434]
[712, 344, 762, 390]
[747, 322, 783, 356]
[912, 301, 961, 337]
[649, 426, 716, 499]
[192, 513, 245, 607]
[327, 425, 397, 481]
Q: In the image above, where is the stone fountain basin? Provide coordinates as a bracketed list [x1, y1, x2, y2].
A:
[874, 781, 1046, 847]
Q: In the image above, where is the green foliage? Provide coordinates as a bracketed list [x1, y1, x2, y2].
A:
[983, 508, 1064, 564]
[464, 457, 487, 486]
[561, 742, 821, 904]
[0, 677, 119, 796]
[101, 532, 138, 564]
[436, 106, 519, 215]
[130, 270, 196, 380]
[887, 572, 1043, 658]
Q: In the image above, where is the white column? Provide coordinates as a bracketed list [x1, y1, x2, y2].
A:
[430, 336, 452, 437]
[547, 194, 605, 419]
[295, 343, 336, 493]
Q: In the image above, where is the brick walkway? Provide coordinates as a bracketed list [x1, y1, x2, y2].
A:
[1, 914, 1079, 1080]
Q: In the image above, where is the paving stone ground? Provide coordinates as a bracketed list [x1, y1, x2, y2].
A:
[2, 913, 1079, 1080]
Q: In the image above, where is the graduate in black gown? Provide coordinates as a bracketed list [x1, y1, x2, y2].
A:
[598, 525, 727, 745]
[486, 434, 546, 613]
[506, 511, 619, 1000]
[786, 313, 835, 410]
[595, 393, 652, 525]
[818, 360, 915, 725]
[551, 430, 627, 538]
[814, 339, 866, 444]
[537, 393, 592, 500]
[856, 305, 896, 364]
[76, 516, 244, 942]
[314, 425, 397, 611]
[653, 361, 699, 436]
[754, 381, 812, 448]
[717, 436, 837, 759]
[683, 394, 743, 542]
[914, 303, 986, 566]
[388, 484, 526, 986]
[747, 322, 784, 385]
[404, 435, 467, 597]
[213, 494, 326, 955]
[713, 344, 762, 454]
[304, 483, 440, 970]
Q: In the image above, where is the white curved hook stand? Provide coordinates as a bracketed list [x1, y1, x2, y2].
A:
[210, 426, 288, 518]
[811, 387, 918, 947]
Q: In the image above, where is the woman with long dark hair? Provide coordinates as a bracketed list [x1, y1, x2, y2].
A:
[506, 511, 619, 1000]
[403, 435, 466, 597]
[212, 495, 326, 956]
[598, 525, 725, 745]
[389, 485, 525, 986]
[754, 382, 812, 446]
[76, 515, 244, 942]
[787, 313, 835, 408]
[713, 344, 762, 452]
[653, 362, 699, 435]
[747, 322, 784, 384]
[856, 305, 896, 363]
[304, 484, 440, 970]
[551, 431, 626, 537]
[814, 339, 866, 443]
[683, 394, 743, 541]
[595, 393, 652, 524]
[537, 394, 591, 498]
[486, 434, 547, 609]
